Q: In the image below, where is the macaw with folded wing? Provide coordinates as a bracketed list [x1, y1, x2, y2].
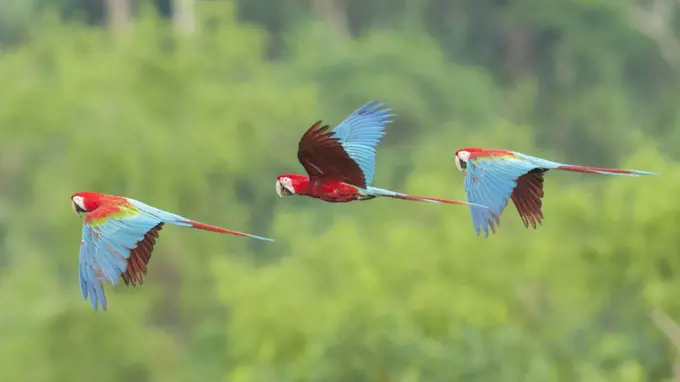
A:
[453, 148, 658, 236]
[71, 191, 274, 311]
[276, 100, 487, 209]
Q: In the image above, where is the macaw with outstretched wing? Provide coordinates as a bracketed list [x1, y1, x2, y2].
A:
[453, 147, 659, 236]
[71, 191, 274, 311]
[276, 100, 487, 209]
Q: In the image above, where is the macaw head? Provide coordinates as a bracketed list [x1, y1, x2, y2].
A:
[454, 150, 471, 171]
[71, 191, 101, 217]
[275, 174, 308, 197]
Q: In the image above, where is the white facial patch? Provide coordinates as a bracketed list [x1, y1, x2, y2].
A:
[275, 180, 283, 197]
[72, 196, 85, 210]
[455, 151, 470, 171]
[276, 177, 294, 197]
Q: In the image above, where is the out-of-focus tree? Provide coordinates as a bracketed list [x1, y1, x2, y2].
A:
[0, 0, 678, 381]
[104, 0, 132, 34]
[172, 0, 196, 35]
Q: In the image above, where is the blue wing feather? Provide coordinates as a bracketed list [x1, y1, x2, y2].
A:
[512, 153, 564, 169]
[330, 100, 393, 186]
[78, 205, 168, 311]
[463, 150, 657, 236]
[126, 198, 193, 226]
[464, 155, 537, 236]
[78, 198, 246, 310]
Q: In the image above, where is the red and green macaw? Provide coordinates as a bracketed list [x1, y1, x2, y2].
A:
[276, 100, 487, 209]
[453, 147, 659, 236]
[71, 191, 274, 311]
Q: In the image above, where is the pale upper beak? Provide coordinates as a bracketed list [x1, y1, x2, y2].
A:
[275, 180, 294, 197]
[454, 156, 467, 171]
[71, 201, 83, 217]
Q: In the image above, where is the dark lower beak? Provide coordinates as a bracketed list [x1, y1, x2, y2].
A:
[276, 181, 294, 197]
[72, 202, 86, 217]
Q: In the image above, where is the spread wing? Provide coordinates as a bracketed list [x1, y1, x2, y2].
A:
[510, 169, 546, 229]
[330, 100, 392, 186]
[463, 153, 541, 236]
[297, 121, 368, 188]
[78, 202, 164, 311]
[297, 100, 392, 188]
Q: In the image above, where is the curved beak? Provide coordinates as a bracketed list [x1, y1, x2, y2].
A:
[275, 180, 284, 197]
[275, 180, 293, 197]
[71, 201, 83, 217]
[454, 156, 467, 171]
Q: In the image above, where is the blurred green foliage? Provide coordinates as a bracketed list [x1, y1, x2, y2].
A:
[0, 0, 679, 381]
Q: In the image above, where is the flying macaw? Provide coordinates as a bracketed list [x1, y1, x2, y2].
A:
[453, 147, 659, 236]
[71, 191, 274, 311]
[275, 100, 487, 209]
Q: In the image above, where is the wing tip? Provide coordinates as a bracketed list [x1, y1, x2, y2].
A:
[470, 206, 500, 238]
[87, 285, 108, 312]
[360, 99, 394, 118]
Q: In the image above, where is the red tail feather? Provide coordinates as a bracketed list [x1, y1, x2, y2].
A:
[557, 165, 641, 175]
[188, 221, 252, 237]
[380, 194, 471, 205]
[187, 221, 274, 242]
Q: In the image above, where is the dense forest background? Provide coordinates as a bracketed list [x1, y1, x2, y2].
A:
[1, 0, 679, 380]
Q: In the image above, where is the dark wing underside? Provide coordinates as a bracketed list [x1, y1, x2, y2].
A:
[297, 121, 367, 188]
[510, 169, 546, 229]
[121, 223, 164, 286]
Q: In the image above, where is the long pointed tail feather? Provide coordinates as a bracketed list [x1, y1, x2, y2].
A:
[380, 193, 485, 208]
[367, 186, 489, 209]
[555, 165, 659, 176]
[187, 221, 275, 242]
[127, 199, 275, 242]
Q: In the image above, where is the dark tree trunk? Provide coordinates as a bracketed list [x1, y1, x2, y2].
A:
[312, 0, 349, 39]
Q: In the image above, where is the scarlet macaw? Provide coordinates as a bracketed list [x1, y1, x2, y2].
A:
[276, 101, 487, 208]
[71, 191, 274, 311]
[453, 147, 659, 236]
